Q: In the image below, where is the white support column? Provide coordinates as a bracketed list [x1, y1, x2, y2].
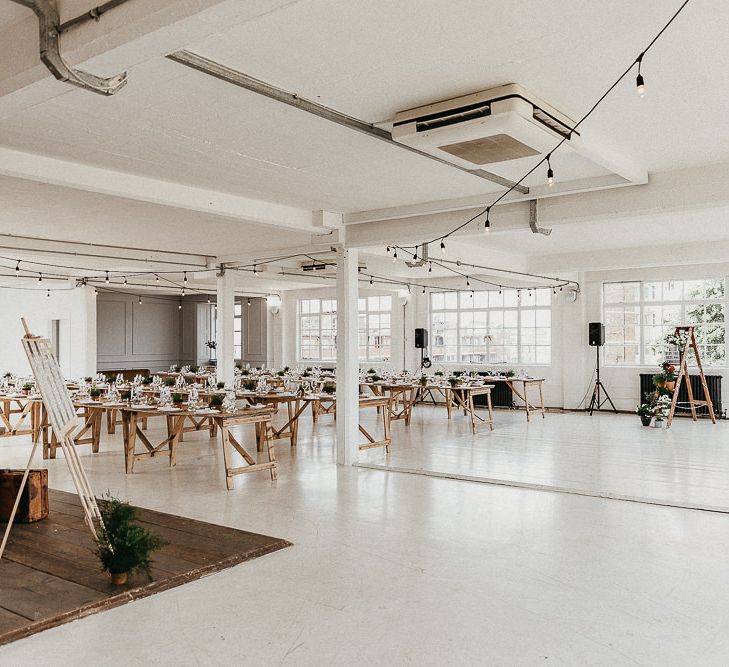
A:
[216, 268, 235, 386]
[336, 246, 360, 466]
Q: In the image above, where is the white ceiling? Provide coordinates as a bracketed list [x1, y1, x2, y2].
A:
[0, 3, 31, 31]
[0, 0, 725, 284]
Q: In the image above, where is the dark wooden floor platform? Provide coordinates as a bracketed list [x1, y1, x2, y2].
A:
[0, 489, 291, 646]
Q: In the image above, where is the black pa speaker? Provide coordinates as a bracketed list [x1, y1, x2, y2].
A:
[588, 322, 605, 347]
[414, 328, 428, 349]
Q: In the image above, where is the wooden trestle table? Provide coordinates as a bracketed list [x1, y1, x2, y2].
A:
[120, 406, 276, 488]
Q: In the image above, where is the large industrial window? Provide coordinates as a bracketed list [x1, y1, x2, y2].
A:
[429, 289, 551, 364]
[299, 298, 337, 362]
[603, 279, 726, 366]
[358, 295, 392, 361]
[298, 296, 393, 362]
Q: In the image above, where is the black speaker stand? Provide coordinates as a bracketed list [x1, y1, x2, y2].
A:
[587, 345, 617, 415]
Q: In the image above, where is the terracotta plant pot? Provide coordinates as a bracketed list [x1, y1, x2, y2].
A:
[111, 571, 128, 586]
[655, 381, 666, 389]
[665, 381, 675, 391]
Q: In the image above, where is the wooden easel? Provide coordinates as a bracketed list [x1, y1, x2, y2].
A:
[0, 319, 102, 560]
[667, 326, 716, 427]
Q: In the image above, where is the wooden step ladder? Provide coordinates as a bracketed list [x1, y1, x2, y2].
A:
[667, 326, 716, 427]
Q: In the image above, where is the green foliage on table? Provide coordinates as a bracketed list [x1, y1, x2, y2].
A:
[84, 376, 93, 382]
[448, 376, 459, 387]
[243, 380, 257, 391]
[434, 371, 444, 377]
[120, 390, 131, 401]
[141, 376, 152, 385]
[277, 370, 285, 377]
[164, 378, 175, 386]
[21, 383, 33, 391]
[209, 394, 224, 408]
[89, 388, 102, 397]
[94, 494, 166, 578]
[216, 381, 225, 389]
[106, 373, 117, 383]
[171, 365, 180, 373]
[190, 366, 199, 373]
[322, 383, 336, 394]
[370, 375, 381, 382]
[171, 393, 183, 404]
[505, 370, 516, 378]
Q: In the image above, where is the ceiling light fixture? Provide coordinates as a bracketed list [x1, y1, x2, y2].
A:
[636, 53, 646, 97]
[546, 154, 554, 187]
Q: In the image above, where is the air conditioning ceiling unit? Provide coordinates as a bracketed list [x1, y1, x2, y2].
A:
[391, 84, 578, 170]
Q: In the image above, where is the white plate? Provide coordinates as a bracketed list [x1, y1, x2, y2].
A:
[158, 406, 181, 412]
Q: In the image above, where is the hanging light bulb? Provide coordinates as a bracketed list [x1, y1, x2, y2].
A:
[428, 262, 432, 274]
[15, 260, 19, 276]
[178, 302, 182, 310]
[484, 207, 491, 231]
[155, 274, 159, 284]
[247, 298, 251, 307]
[636, 53, 646, 97]
[183, 271, 188, 285]
[470, 291, 474, 299]
[412, 250, 418, 261]
[207, 296, 211, 304]
[369, 276, 373, 286]
[46, 289, 50, 298]
[466, 276, 470, 288]
[94, 287, 98, 295]
[517, 289, 521, 299]
[440, 240, 446, 257]
[138, 296, 142, 305]
[386, 246, 391, 254]
[422, 286, 426, 295]
[253, 264, 258, 276]
[546, 154, 554, 187]
[181, 287, 185, 297]
[392, 249, 397, 263]
[38, 272, 42, 283]
[123, 276, 127, 286]
[105, 271, 110, 284]
[498, 286, 502, 295]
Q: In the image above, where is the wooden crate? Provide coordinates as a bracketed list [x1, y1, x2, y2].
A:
[0, 469, 49, 523]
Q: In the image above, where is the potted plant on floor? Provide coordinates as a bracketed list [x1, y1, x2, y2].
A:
[636, 403, 653, 426]
[652, 394, 672, 428]
[94, 494, 166, 586]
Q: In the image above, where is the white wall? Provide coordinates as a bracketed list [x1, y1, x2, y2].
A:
[0, 284, 96, 378]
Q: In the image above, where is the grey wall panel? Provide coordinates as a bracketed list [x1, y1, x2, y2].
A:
[97, 293, 182, 372]
[97, 300, 127, 356]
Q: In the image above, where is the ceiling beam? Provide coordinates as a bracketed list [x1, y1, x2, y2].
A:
[0, 146, 324, 233]
[343, 162, 729, 248]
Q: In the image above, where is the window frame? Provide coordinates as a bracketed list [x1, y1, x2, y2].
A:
[602, 279, 727, 367]
[358, 295, 392, 362]
[428, 289, 552, 365]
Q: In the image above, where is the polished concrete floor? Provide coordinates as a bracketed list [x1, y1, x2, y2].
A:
[1, 408, 729, 665]
[360, 406, 729, 511]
